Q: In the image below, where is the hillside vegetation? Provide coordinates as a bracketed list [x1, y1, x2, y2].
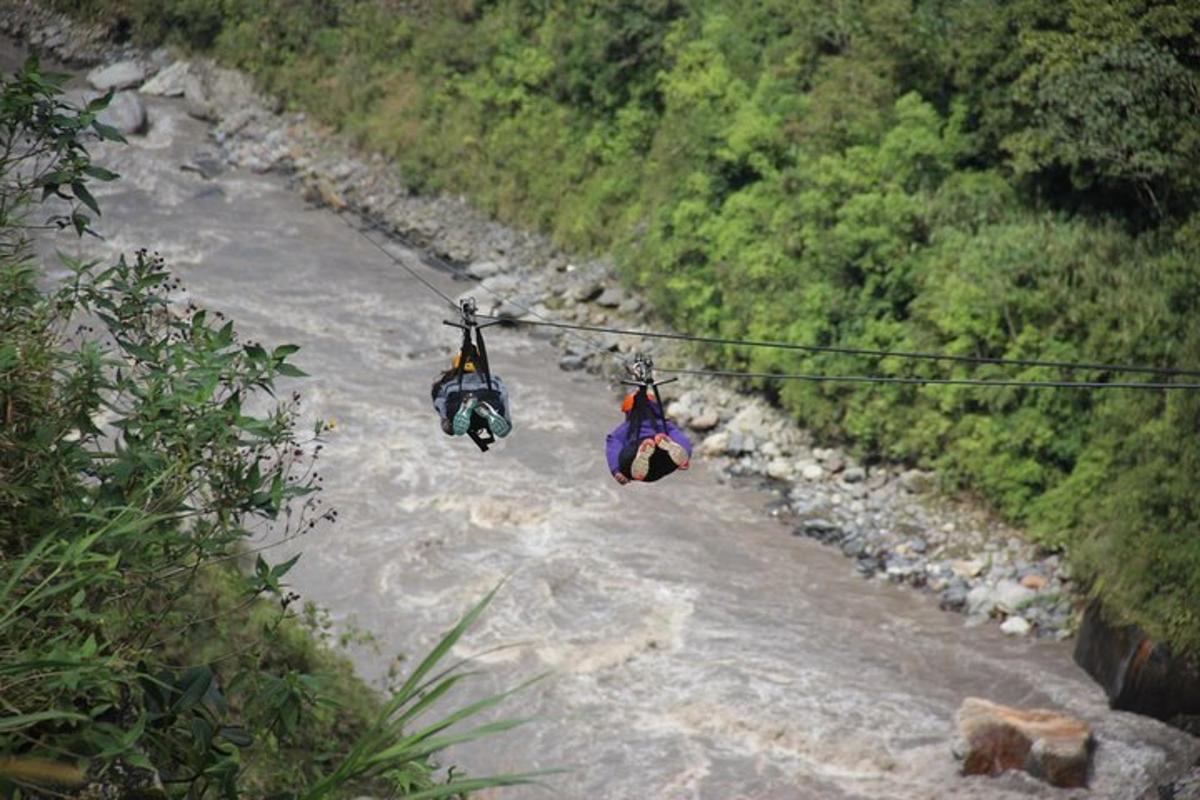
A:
[57, 0, 1200, 653]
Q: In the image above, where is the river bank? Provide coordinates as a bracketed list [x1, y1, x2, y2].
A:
[4, 3, 1195, 796]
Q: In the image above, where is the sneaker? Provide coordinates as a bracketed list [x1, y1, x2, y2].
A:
[451, 395, 478, 436]
[476, 401, 511, 438]
[630, 437, 658, 481]
[655, 433, 690, 470]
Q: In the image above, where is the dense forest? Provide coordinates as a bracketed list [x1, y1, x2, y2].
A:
[58, 0, 1200, 653]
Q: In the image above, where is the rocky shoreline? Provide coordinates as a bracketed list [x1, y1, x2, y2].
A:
[0, 1, 1079, 644]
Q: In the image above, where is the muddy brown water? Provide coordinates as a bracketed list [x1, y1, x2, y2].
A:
[12, 44, 1198, 799]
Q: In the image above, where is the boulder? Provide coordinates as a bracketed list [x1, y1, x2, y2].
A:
[951, 558, 986, 579]
[766, 458, 793, 481]
[558, 353, 588, 371]
[799, 462, 824, 481]
[956, 697, 1093, 788]
[939, 581, 969, 612]
[594, 286, 626, 308]
[466, 260, 503, 279]
[566, 281, 603, 303]
[98, 91, 147, 136]
[617, 296, 642, 314]
[1000, 616, 1032, 636]
[87, 59, 146, 91]
[689, 409, 720, 432]
[727, 405, 772, 441]
[184, 59, 274, 122]
[697, 430, 731, 457]
[967, 579, 1035, 616]
[842, 466, 866, 483]
[899, 468, 936, 494]
[796, 518, 843, 543]
[140, 60, 191, 97]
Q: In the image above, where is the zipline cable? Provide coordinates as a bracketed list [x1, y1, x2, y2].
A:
[337, 208, 1199, 391]
[342, 211, 625, 367]
[337, 212, 459, 310]
[479, 316, 1200, 379]
[657, 366, 1200, 390]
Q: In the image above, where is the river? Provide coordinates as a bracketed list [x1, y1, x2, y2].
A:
[12, 44, 1198, 799]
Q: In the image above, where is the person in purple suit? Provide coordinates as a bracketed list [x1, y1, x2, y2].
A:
[606, 385, 692, 484]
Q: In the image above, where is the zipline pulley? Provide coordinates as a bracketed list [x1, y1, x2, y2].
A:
[621, 353, 676, 391]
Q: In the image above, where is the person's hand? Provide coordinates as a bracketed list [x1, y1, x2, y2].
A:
[612, 470, 629, 485]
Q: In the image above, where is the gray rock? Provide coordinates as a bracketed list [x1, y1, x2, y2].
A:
[726, 432, 756, 455]
[992, 579, 1036, 614]
[841, 535, 867, 558]
[697, 430, 731, 457]
[594, 286, 626, 308]
[885, 557, 919, 582]
[798, 518, 843, 543]
[800, 462, 824, 481]
[480, 274, 519, 293]
[1000, 616, 1032, 636]
[466, 260, 503, 279]
[140, 60, 191, 97]
[98, 91, 147, 136]
[180, 157, 224, 180]
[899, 468, 936, 494]
[865, 469, 890, 490]
[939, 582, 969, 612]
[87, 60, 146, 91]
[842, 466, 866, 483]
[950, 558, 986, 579]
[766, 458, 793, 481]
[558, 353, 588, 371]
[566, 281, 603, 303]
[967, 579, 1036, 617]
[908, 536, 928, 554]
[185, 60, 271, 122]
[617, 296, 642, 314]
[856, 557, 880, 577]
[689, 409, 720, 432]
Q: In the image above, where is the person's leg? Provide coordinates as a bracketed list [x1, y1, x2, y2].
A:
[654, 432, 690, 469]
[452, 395, 478, 436]
[617, 440, 639, 481]
[475, 400, 511, 438]
[642, 451, 678, 482]
[629, 437, 658, 481]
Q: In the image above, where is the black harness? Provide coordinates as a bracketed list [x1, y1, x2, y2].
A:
[445, 299, 504, 452]
[624, 383, 669, 446]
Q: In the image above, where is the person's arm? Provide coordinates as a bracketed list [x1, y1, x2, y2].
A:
[606, 424, 627, 482]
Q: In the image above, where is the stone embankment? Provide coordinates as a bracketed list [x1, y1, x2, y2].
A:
[0, 2, 1079, 644]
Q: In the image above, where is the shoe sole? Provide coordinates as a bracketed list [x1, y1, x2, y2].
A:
[452, 397, 477, 436]
[657, 436, 690, 470]
[630, 439, 657, 481]
[477, 402, 511, 438]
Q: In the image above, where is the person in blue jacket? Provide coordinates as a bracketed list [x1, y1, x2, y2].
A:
[431, 352, 511, 439]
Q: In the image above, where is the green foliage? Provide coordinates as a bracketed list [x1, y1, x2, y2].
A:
[53, 0, 1200, 654]
[1, 57, 533, 796]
